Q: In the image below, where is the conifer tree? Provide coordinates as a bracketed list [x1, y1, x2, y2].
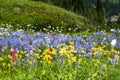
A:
[117, 14, 120, 24]
[96, 0, 105, 24]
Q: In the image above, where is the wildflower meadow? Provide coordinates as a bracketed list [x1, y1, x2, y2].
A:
[0, 25, 120, 80]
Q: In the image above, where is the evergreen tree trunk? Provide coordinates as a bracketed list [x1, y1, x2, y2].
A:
[96, 0, 105, 24]
[70, 0, 77, 12]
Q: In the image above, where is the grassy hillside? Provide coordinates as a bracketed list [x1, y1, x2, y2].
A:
[0, 0, 92, 32]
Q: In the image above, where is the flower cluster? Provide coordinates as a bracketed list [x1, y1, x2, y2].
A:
[0, 28, 119, 79]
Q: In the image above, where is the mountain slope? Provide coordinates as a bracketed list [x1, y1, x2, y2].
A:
[0, 0, 92, 32]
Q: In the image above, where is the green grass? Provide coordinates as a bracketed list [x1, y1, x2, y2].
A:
[0, 0, 93, 32]
[108, 62, 120, 80]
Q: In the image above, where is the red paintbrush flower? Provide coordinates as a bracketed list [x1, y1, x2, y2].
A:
[37, 46, 41, 50]
[0, 64, 2, 70]
[50, 48, 53, 53]
[12, 49, 17, 63]
[92, 54, 94, 59]
[86, 48, 88, 52]
[49, 48, 53, 57]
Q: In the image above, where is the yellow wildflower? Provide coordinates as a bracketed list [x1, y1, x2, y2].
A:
[27, 60, 32, 65]
[40, 60, 42, 63]
[78, 58, 82, 63]
[66, 54, 70, 59]
[96, 60, 100, 64]
[92, 73, 97, 77]
[69, 42, 74, 45]
[92, 48, 97, 50]
[2, 63, 6, 66]
[66, 45, 69, 49]
[8, 55, 12, 59]
[103, 45, 105, 48]
[7, 63, 11, 67]
[99, 48, 103, 51]
[10, 48, 13, 52]
[95, 63, 98, 67]
[50, 48, 57, 55]
[38, 49, 41, 52]
[93, 52, 98, 55]
[43, 49, 50, 54]
[74, 70, 77, 74]
[4, 46, 6, 50]
[19, 55, 22, 59]
[32, 48, 35, 51]
[48, 60, 51, 64]
[20, 51, 24, 54]
[68, 59, 71, 64]
[108, 57, 112, 61]
[59, 48, 67, 56]
[30, 45, 34, 50]
[25, 53, 29, 57]
[48, 55, 53, 60]
[43, 54, 53, 61]
[72, 56, 76, 62]
[69, 45, 75, 53]
[35, 54, 40, 59]
[29, 61, 32, 65]
[82, 48, 84, 50]
[59, 44, 64, 47]
[0, 57, 3, 61]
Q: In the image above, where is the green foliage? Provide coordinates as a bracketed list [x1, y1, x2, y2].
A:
[0, 0, 92, 32]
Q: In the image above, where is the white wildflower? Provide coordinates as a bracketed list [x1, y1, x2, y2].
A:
[111, 39, 117, 48]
